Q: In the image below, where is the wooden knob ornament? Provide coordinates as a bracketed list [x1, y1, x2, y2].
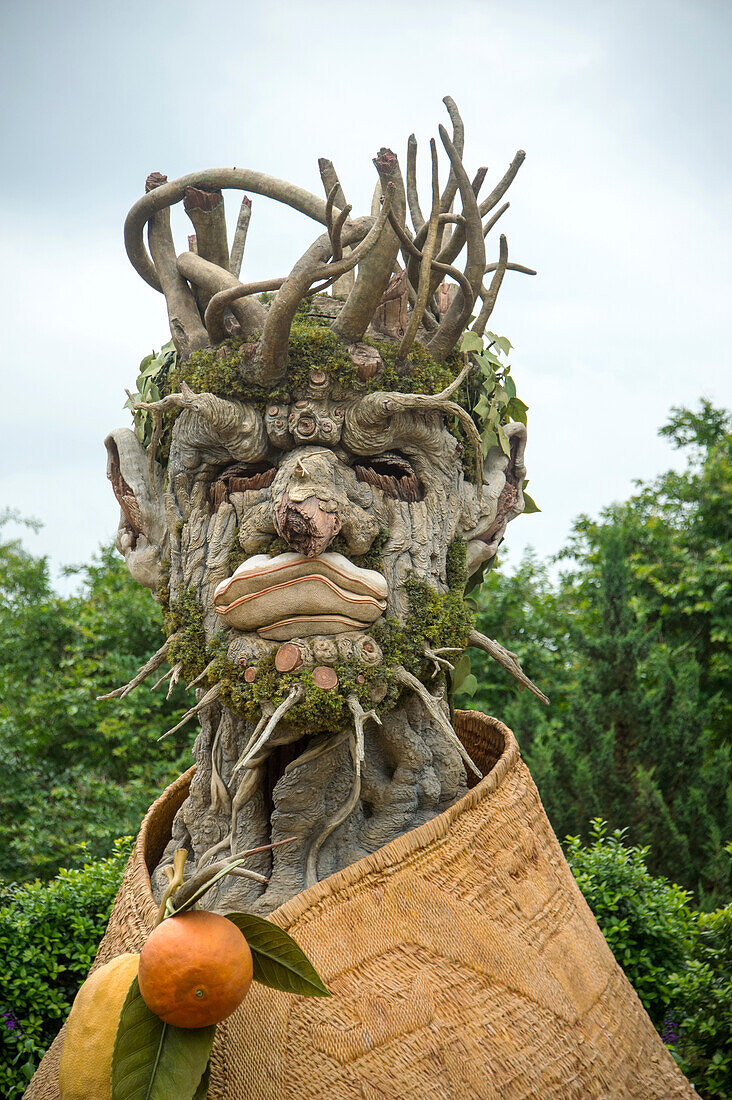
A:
[312, 666, 338, 691]
[275, 643, 303, 673]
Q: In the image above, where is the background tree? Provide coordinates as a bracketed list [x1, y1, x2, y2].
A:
[0, 516, 190, 882]
[464, 401, 732, 906]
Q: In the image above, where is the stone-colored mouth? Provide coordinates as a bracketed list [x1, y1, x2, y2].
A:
[214, 552, 387, 640]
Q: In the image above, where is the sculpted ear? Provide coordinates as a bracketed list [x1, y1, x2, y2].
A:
[462, 422, 528, 580]
[105, 428, 167, 591]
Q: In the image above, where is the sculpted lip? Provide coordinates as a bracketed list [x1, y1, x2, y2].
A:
[213, 551, 387, 637]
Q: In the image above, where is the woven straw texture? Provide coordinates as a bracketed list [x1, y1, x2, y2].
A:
[26, 711, 693, 1099]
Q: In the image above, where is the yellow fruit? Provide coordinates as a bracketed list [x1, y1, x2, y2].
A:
[138, 910, 253, 1028]
[59, 952, 139, 1100]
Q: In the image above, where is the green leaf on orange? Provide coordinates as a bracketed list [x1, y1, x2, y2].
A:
[225, 912, 331, 997]
[111, 976, 215, 1100]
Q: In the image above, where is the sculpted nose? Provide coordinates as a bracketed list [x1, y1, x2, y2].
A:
[274, 493, 341, 557]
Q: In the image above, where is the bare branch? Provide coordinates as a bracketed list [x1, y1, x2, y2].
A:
[393, 666, 482, 778]
[231, 685, 304, 773]
[406, 134, 425, 234]
[397, 138, 441, 361]
[425, 124, 486, 363]
[229, 195, 252, 279]
[434, 150, 525, 287]
[151, 660, 182, 693]
[204, 277, 284, 345]
[330, 201, 351, 263]
[424, 644, 456, 678]
[158, 682, 222, 741]
[177, 251, 264, 339]
[483, 201, 509, 238]
[318, 158, 346, 208]
[144, 174, 209, 359]
[439, 96, 466, 214]
[165, 662, 183, 699]
[97, 635, 174, 700]
[408, 212, 464, 292]
[318, 158, 355, 297]
[183, 187, 230, 310]
[472, 234, 508, 337]
[413, 213, 464, 253]
[172, 837, 297, 910]
[187, 659, 217, 690]
[125, 168, 331, 293]
[256, 199, 393, 386]
[483, 261, 537, 277]
[305, 695, 380, 886]
[467, 628, 550, 705]
[387, 211, 474, 332]
[479, 151, 526, 217]
[331, 148, 406, 344]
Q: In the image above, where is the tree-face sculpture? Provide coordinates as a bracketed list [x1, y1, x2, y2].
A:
[106, 98, 538, 914]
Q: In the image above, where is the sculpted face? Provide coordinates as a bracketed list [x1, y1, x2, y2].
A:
[104, 98, 534, 910]
[106, 352, 527, 715]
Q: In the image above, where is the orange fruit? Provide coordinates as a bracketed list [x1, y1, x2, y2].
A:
[59, 952, 140, 1100]
[138, 910, 253, 1028]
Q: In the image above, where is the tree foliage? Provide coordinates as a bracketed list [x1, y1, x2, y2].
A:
[565, 822, 732, 1099]
[0, 838, 132, 1099]
[463, 401, 732, 906]
[0, 519, 191, 882]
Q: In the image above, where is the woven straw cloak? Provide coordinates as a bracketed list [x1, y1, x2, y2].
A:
[26, 712, 694, 1099]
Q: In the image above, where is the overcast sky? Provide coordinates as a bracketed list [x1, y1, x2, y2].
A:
[1, 0, 730, 589]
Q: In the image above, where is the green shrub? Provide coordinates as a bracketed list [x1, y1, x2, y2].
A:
[566, 820, 732, 1098]
[565, 818, 697, 1026]
[668, 900, 732, 1099]
[0, 838, 131, 1098]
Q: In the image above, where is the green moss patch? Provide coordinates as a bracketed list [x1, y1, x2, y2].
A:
[165, 588, 207, 683]
[164, 319, 462, 406]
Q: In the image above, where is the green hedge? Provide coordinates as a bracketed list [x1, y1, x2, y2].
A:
[566, 820, 732, 1099]
[0, 838, 131, 1098]
[1, 827, 730, 1099]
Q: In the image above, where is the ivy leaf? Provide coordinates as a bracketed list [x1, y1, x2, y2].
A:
[451, 653, 471, 690]
[456, 673, 479, 697]
[474, 394, 491, 419]
[225, 912, 331, 997]
[504, 375, 517, 400]
[496, 422, 511, 457]
[460, 331, 484, 353]
[507, 396, 529, 425]
[481, 430, 498, 456]
[477, 348, 503, 370]
[465, 560, 488, 596]
[485, 332, 513, 355]
[111, 977, 215, 1100]
[523, 491, 541, 514]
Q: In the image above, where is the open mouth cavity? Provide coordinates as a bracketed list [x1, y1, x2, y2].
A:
[213, 551, 388, 641]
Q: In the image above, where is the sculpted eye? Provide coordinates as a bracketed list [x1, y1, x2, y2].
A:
[211, 462, 276, 508]
[354, 452, 423, 502]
